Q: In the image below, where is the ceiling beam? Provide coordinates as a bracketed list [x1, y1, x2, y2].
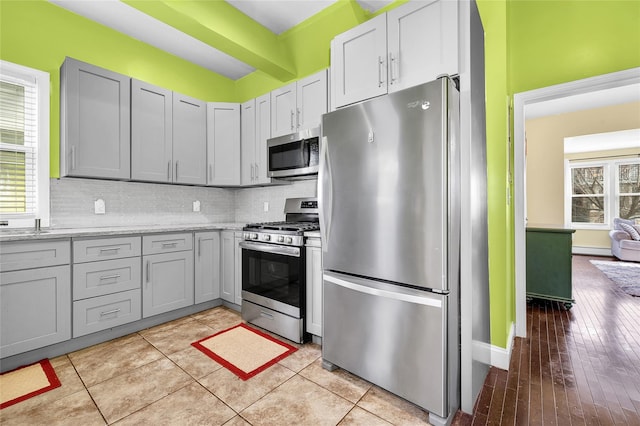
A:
[124, 0, 297, 82]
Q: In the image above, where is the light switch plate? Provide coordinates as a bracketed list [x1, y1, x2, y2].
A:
[94, 198, 105, 215]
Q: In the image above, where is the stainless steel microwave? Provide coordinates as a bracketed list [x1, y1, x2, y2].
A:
[267, 127, 320, 179]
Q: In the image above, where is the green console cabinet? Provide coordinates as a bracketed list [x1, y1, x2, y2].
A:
[526, 226, 576, 309]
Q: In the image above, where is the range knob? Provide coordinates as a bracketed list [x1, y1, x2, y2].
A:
[244, 233, 250, 239]
[251, 233, 258, 240]
[263, 234, 271, 241]
[285, 237, 293, 244]
[277, 236, 285, 243]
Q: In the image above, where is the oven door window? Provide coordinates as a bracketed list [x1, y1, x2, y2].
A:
[242, 248, 302, 308]
[269, 140, 309, 171]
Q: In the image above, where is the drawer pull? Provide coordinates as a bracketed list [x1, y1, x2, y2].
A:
[99, 274, 121, 281]
[100, 308, 121, 317]
[260, 311, 274, 320]
[161, 242, 178, 248]
[99, 248, 120, 254]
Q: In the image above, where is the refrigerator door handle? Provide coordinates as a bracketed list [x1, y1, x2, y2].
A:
[324, 273, 442, 308]
[319, 136, 332, 249]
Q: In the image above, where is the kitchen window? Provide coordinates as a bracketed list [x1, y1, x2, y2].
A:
[0, 60, 49, 228]
[565, 159, 640, 229]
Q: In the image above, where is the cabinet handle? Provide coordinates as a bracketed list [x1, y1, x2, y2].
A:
[378, 56, 385, 88]
[296, 108, 300, 129]
[290, 110, 294, 130]
[251, 164, 256, 181]
[99, 247, 120, 254]
[99, 274, 121, 281]
[389, 52, 397, 84]
[71, 146, 77, 170]
[209, 164, 212, 182]
[167, 161, 171, 181]
[175, 161, 179, 181]
[146, 260, 150, 286]
[255, 163, 259, 181]
[161, 242, 178, 248]
[100, 308, 121, 317]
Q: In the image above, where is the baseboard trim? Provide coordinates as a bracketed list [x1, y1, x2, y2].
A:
[572, 246, 612, 257]
[490, 323, 515, 370]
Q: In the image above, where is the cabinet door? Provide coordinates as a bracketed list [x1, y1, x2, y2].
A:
[142, 251, 194, 317]
[61, 57, 130, 179]
[0, 265, 71, 357]
[220, 231, 235, 303]
[305, 243, 323, 336]
[297, 70, 327, 132]
[131, 79, 173, 183]
[173, 94, 207, 185]
[271, 82, 297, 138]
[331, 14, 388, 109]
[207, 102, 241, 186]
[254, 93, 272, 184]
[240, 99, 256, 185]
[195, 231, 221, 303]
[234, 233, 242, 305]
[387, 0, 459, 93]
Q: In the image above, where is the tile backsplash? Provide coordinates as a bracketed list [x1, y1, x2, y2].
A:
[50, 177, 317, 228]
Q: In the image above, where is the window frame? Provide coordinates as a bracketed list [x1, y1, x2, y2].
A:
[0, 60, 50, 228]
[565, 158, 640, 229]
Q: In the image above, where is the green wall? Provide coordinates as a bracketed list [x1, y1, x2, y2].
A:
[0, 0, 236, 177]
[477, 0, 640, 349]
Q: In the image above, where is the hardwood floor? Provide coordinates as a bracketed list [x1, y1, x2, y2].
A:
[456, 255, 640, 426]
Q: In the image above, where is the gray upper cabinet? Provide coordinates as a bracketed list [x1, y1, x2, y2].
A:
[241, 94, 273, 186]
[173, 94, 207, 185]
[131, 79, 173, 183]
[207, 102, 240, 186]
[61, 57, 130, 179]
[240, 99, 256, 185]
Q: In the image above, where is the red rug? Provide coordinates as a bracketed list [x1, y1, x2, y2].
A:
[0, 359, 61, 409]
[192, 323, 298, 380]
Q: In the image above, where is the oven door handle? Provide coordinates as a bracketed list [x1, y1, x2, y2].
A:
[239, 241, 301, 257]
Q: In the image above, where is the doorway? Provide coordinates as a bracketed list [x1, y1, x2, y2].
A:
[513, 67, 640, 337]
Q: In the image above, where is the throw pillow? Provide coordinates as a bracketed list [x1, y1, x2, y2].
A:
[620, 222, 640, 241]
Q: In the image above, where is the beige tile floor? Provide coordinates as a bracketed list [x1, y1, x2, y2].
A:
[0, 306, 431, 425]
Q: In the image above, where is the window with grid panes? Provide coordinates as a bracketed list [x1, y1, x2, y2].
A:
[0, 61, 49, 227]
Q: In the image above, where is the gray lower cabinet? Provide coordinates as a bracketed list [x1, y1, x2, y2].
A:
[72, 236, 142, 338]
[305, 237, 322, 336]
[142, 233, 194, 317]
[220, 230, 237, 304]
[0, 240, 71, 358]
[195, 231, 221, 303]
[234, 232, 243, 305]
[60, 57, 130, 179]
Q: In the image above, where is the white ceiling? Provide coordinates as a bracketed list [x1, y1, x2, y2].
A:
[525, 83, 640, 120]
[49, 0, 393, 80]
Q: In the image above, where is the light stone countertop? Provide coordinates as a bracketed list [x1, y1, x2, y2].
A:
[0, 222, 247, 242]
[304, 230, 321, 238]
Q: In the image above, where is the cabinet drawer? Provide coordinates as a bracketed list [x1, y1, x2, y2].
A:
[0, 239, 70, 272]
[73, 236, 141, 263]
[73, 257, 141, 301]
[143, 233, 193, 255]
[73, 289, 142, 337]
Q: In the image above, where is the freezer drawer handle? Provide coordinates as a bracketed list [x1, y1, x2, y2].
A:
[324, 274, 442, 308]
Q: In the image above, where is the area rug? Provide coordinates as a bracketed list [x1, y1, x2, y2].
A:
[0, 359, 61, 409]
[191, 323, 297, 380]
[590, 260, 640, 297]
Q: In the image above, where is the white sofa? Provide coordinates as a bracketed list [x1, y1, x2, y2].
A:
[609, 218, 640, 262]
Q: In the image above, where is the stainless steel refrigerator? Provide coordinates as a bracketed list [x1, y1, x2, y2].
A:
[320, 77, 460, 426]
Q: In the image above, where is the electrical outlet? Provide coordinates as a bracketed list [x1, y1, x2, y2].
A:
[193, 200, 201, 212]
[263, 201, 269, 212]
[94, 198, 105, 215]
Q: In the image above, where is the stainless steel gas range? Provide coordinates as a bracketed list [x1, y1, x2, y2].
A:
[240, 197, 319, 343]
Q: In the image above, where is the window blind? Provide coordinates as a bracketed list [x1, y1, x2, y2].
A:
[0, 76, 37, 215]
